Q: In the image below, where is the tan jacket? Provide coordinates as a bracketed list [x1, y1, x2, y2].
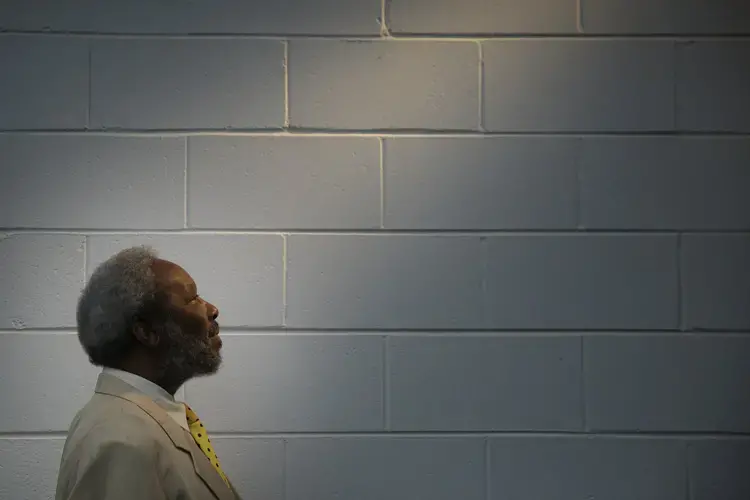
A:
[55, 372, 242, 500]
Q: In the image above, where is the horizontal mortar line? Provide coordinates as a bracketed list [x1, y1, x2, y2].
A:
[241, 329, 749, 336]
[0, 329, 77, 335]
[2, 430, 750, 440]
[2, 129, 750, 138]
[389, 33, 750, 41]
[0, 432, 68, 439]
[0, 31, 379, 40]
[2, 328, 749, 336]
[207, 430, 750, 439]
[2, 30, 750, 41]
[3, 228, 750, 236]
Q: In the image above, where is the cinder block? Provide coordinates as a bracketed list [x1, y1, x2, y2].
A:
[0, 438, 65, 499]
[489, 436, 686, 500]
[0, 0, 381, 35]
[0, 334, 99, 432]
[209, 438, 284, 500]
[581, 0, 750, 34]
[484, 235, 679, 329]
[483, 40, 674, 131]
[288, 40, 479, 130]
[580, 137, 750, 230]
[90, 39, 284, 129]
[585, 335, 750, 432]
[676, 41, 750, 132]
[86, 234, 284, 328]
[681, 234, 750, 330]
[388, 335, 582, 431]
[688, 439, 750, 500]
[0, 234, 84, 329]
[188, 136, 380, 229]
[285, 235, 484, 329]
[186, 335, 383, 432]
[0, 135, 185, 229]
[389, 0, 577, 33]
[286, 437, 485, 500]
[384, 137, 578, 229]
[0, 36, 87, 130]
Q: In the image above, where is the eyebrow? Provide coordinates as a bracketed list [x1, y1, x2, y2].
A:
[173, 281, 197, 297]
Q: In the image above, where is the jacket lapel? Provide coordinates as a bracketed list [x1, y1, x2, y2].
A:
[94, 373, 237, 500]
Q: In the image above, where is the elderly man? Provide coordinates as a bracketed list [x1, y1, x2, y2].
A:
[55, 246, 241, 500]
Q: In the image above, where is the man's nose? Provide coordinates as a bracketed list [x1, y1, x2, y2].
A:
[206, 302, 219, 321]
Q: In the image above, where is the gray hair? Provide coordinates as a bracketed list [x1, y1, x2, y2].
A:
[76, 245, 159, 367]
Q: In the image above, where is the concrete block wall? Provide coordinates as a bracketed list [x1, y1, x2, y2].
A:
[1, 1, 749, 499]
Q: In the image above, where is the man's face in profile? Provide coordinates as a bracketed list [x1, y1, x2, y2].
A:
[149, 258, 223, 380]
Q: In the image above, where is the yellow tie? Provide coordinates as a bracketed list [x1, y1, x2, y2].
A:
[184, 404, 230, 488]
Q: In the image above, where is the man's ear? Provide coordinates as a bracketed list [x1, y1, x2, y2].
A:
[132, 318, 160, 348]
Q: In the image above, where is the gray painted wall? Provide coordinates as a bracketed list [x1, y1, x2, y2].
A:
[1, 1, 749, 499]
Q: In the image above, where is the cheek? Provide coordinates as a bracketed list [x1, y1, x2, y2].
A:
[182, 309, 210, 333]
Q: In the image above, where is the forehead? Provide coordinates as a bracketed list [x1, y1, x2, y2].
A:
[152, 258, 196, 294]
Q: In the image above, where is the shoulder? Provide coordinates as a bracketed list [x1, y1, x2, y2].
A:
[67, 393, 168, 455]
[56, 396, 178, 499]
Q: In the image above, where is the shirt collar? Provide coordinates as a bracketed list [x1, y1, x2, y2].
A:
[102, 367, 189, 431]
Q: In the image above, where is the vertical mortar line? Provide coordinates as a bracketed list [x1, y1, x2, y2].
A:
[183, 137, 189, 229]
[477, 41, 485, 132]
[379, 137, 385, 229]
[676, 233, 684, 331]
[580, 334, 587, 432]
[383, 334, 390, 431]
[484, 438, 491, 500]
[575, 136, 583, 230]
[281, 438, 288, 500]
[82, 235, 88, 286]
[282, 233, 288, 327]
[283, 40, 290, 129]
[576, 0, 584, 33]
[381, 0, 391, 37]
[684, 441, 692, 500]
[87, 40, 92, 129]
[479, 236, 488, 328]
[672, 41, 678, 132]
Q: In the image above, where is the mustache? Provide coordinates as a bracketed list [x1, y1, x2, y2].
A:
[208, 321, 220, 335]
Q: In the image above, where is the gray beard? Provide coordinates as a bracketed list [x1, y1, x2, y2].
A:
[155, 318, 222, 384]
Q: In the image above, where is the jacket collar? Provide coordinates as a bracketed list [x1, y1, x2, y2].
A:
[94, 371, 238, 500]
[101, 367, 190, 431]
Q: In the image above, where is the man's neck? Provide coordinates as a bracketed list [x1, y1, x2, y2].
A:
[110, 359, 185, 397]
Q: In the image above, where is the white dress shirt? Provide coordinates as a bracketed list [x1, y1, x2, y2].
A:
[102, 367, 189, 431]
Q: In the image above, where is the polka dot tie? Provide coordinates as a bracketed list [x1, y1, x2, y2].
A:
[184, 404, 230, 488]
